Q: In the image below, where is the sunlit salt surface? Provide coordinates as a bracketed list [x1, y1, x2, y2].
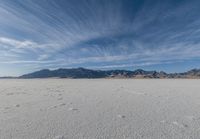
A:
[0, 79, 200, 139]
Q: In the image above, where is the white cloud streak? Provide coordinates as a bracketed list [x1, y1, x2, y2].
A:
[0, 0, 200, 75]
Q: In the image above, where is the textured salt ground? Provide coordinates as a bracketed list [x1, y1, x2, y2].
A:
[0, 79, 200, 139]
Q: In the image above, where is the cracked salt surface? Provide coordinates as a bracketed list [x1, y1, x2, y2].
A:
[0, 79, 200, 139]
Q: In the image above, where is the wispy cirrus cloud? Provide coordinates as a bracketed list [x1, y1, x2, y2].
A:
[0, 0, 200, 76]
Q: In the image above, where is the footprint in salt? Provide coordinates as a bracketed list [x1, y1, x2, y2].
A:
[57, 97, 63, 101]
[68, 107, 78, 111]
[59, 103, 66, 106]
[183, 123, 189, 128]
[172, 121, 180, 126]
[117, 114, 126, 119]
[172, 121, 186, 128]
[15, 104, 20, 107]
[49, 105, 57, 109]
[4, 107, 10, 110]
[6, 93, 14, 96]
[118, 95, 122, 98]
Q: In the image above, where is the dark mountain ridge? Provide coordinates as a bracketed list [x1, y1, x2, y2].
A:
[19, 68, 200, 79]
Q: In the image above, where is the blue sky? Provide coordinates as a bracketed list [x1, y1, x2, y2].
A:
[0, 0, 200, 76]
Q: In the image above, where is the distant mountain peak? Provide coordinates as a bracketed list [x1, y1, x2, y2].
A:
[19, 68, 200, 79]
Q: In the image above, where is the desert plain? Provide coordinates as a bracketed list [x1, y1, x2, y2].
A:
[0, 79, 200, 139]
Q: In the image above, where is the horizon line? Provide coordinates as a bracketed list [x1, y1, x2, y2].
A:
[1, 67, 199, 78]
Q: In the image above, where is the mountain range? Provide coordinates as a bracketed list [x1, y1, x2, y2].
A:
[19, 68, 200, 79]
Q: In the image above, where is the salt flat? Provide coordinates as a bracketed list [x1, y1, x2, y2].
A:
[0, 79, 200, 139]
